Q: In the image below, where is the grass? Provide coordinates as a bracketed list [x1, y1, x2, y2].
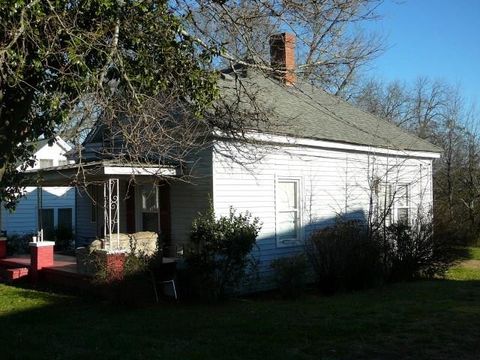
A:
[1, 249, 480, 360]
[447, 247, 480, 280]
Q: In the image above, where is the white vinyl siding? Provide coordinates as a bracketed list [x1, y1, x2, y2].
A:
[212, 139, 434, 290]
[39, 159, 54, 169]
[1, 139, 75, 238]
[169, 147, 213, 250]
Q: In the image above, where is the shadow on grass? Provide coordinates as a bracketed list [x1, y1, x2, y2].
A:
[1, 277, 480, 360]
[449, 246, 473, 261]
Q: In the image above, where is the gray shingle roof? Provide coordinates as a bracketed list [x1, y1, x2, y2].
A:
[218, 70, 442, 154]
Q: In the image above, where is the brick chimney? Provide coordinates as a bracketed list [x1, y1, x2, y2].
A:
[269, 33, 296, 86]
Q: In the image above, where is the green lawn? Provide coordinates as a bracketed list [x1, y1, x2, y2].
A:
[447, 247, 480, 281]
[1, 250, 480, 360]
[468, 247, 480, 260]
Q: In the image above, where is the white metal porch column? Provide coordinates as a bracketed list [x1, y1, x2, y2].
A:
[103, 179, 120, 250]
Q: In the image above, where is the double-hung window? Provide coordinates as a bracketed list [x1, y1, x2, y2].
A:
[141, 185, 159, 232]
[377, 183, 410, 225]
[395, 184, 409, 223]
[276, 178, 301, 247]
[378, 183, 393, 225]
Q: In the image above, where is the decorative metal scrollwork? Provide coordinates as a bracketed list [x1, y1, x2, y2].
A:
[104, 179, 120, 250]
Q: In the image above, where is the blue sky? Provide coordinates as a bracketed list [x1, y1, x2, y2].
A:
[365, 0, 480, 103]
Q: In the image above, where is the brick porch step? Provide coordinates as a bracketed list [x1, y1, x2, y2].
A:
[2, 267, 29, 281]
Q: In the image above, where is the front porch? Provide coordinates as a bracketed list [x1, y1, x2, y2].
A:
[0, 253, 77, 272]
[1, 161, 183, 290]
[0, 239, 90, 286]
[23, 160, 179, 254]
[0, 238, 179, 297]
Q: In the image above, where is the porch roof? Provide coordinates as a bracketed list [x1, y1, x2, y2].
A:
[22, 160, 179, 186]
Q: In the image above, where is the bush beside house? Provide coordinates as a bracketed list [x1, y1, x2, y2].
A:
[270, 254, 309, 299]
[306, 219, 384, 294]
[183, 205, 261, 301]
[306, 217, 453, 295]
[5, 234, 32, 255]
[85, 211, 451, 303]
[10, 202, 449, 304]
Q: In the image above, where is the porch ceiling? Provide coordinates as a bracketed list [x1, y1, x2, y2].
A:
[22, 161, 179, 186]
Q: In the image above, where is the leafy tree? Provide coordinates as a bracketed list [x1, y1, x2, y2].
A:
[1, 0, 389, 211]
[0, 0, 218, 206]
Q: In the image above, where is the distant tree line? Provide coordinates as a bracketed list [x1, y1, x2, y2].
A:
[351, 77, 480, 245]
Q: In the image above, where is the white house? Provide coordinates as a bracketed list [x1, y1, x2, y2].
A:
[1, 137, 75, 239]
[27, 33, 441, 287]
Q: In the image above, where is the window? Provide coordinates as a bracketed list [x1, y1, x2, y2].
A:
[142, 185, 159, 212]
[58, 160, 68, 166]
[38, 208, 54, 240]
[377, 183, 410, 225]
[58, 208, 73, 233]
[141, 185, 159, 232]
[377, 184, 393, 225]
[395, 185, 409, 224]
[39, 159, 53, 169]
[276, 178, 301, 246]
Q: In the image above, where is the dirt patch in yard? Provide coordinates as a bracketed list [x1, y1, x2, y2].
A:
[458, 259, 480, 269]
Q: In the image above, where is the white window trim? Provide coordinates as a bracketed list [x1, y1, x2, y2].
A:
[377, 182, 411, 225]
[275, 176, 303, 247]
[393, 183, 410, 224]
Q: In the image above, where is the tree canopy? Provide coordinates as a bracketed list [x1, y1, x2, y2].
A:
[353, 76, 480, 245]
[0, 0, 218, 206]
[1, 0, 384, 207]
